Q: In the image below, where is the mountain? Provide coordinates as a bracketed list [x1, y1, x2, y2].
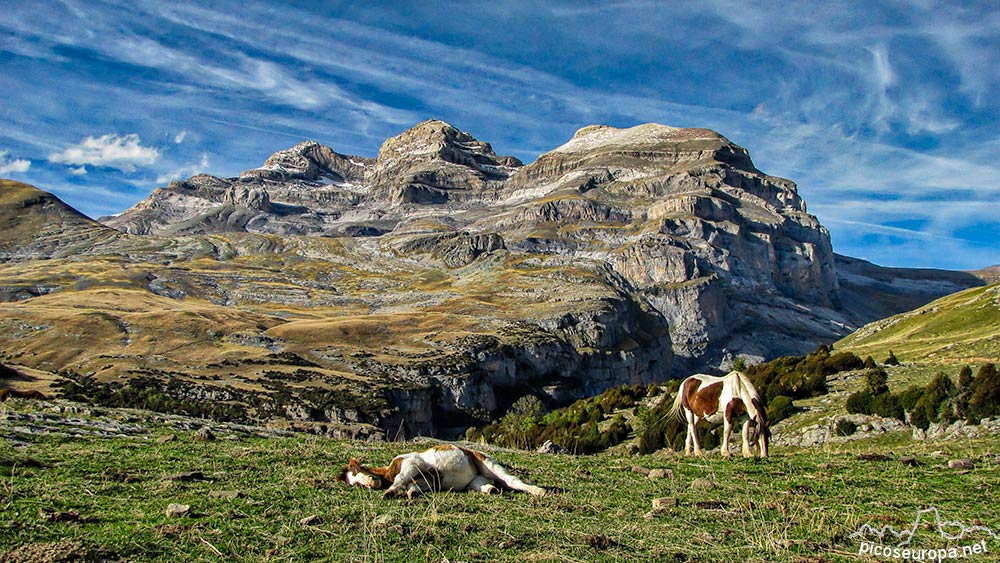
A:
[0, 120, 985, 438]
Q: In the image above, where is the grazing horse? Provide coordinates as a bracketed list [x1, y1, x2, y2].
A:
[669, 371, 769, 457]
[337, 443, 547, 499]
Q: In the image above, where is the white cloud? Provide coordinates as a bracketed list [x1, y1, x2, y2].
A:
[49, 133, 160, 173]
[174, 130, 188, 144]
[68, 166, 87, 176]
[155, 153, 210, 184]
[0, 151, 31, 174]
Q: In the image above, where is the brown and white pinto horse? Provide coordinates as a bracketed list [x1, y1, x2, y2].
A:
[337, 443, 546, 499]
[669, 371, 769, 457]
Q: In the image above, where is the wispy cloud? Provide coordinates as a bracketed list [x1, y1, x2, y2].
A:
[0, 0, 997, 269]
[0, 151, 31, 175]
[155, 153, 209, 184]
[49, 134, 160, 173]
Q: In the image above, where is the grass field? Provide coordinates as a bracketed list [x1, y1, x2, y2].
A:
[2, 403, 999, 563]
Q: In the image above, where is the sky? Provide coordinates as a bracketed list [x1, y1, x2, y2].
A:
[1, 1, 998, 270]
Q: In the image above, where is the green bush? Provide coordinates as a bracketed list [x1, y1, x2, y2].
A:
[910, 402, 931, 430]
[884, 350, 900, 366]
[871, 392, 904, 421]
[474, 383, 657, 453]
[766, 395, 795, 424]
[967, 363, 1000, 423]
[864, 367, 890, 395]
[898, 385, 925, 412]
[835, 419, 858, 436]
[745, 345, 859, 403]
[846, 390, 874, 415]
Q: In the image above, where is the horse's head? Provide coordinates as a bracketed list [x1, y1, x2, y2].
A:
[750, 396, 770, 458]
[337, 458, 388, 490]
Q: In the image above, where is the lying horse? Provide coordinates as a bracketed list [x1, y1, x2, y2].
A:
[338, 443, 546, 499]
[669, 370, 769, 457]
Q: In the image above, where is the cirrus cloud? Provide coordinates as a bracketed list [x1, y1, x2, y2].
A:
[48, 133, 160, 173]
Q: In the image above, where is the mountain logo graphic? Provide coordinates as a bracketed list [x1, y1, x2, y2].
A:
[850, 507, 999, 547]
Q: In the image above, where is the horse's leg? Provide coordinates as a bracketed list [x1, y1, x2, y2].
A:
[467, 451, 545, 496]
[466, 475, 500, 495]
[722, 415, 733, 457]
[687, 411, 702, 456]
[683, 408, 693, 455]
[384, 460, 437, 499]
[741, 420, 753, 457]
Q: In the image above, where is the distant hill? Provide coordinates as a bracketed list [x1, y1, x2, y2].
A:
[837, 281, 1000, 365]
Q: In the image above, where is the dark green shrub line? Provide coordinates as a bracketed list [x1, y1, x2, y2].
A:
[466, 383, 662, 454]
[846, 363, 1000, 429]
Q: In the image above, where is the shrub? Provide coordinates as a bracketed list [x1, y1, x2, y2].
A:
[884, 350, 900, 366]
[864, 367, 890, 395]
[846, 390, 874, 415]
[898, 385, 925, 412]
[967, 363, 1000, 423]
[871, 392, 904, 421]
[835, 419, 858, 436]
[925, 372, 956, 422]
[766, 395, 795, 424]
[958, 365, 973, 390]
[910, 402, 931, 430]
[822, 352, 865, 374]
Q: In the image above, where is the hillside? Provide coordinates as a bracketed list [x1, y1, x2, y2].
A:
[837, 282, 1000, 366]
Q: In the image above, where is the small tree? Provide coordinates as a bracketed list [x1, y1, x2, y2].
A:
[958, 365, 973, 390]
[884, 350, 900, 366]
[846, 390, 874, 415]
[910, 402, 931, 430]
[967, 363, 1000, 423]
[865, 367, 890, 395]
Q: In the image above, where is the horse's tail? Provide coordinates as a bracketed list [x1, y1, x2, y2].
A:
[461, 448, 546, 496]
[667, 379, 688, 422]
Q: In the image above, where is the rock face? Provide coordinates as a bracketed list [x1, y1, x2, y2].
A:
[100, 121, 871, 371]
[1, 120, 984, 439]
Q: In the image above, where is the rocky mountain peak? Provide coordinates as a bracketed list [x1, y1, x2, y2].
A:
[375, 119, 523, 171]
[239, 140, 370, 184]
[544, 122, 755, 171]
[367, 119, 523, 204]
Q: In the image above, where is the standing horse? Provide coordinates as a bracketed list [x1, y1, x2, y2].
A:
[669, 371, 769, 457]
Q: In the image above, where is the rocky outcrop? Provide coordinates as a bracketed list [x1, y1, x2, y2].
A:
[367, 119, 522, 205]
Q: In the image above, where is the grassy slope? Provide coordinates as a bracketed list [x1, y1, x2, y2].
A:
[837, 283, 1000, 367]
[1, 413, 998, 563]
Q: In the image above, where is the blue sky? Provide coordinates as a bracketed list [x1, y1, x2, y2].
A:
[1, 1, 998, 270]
